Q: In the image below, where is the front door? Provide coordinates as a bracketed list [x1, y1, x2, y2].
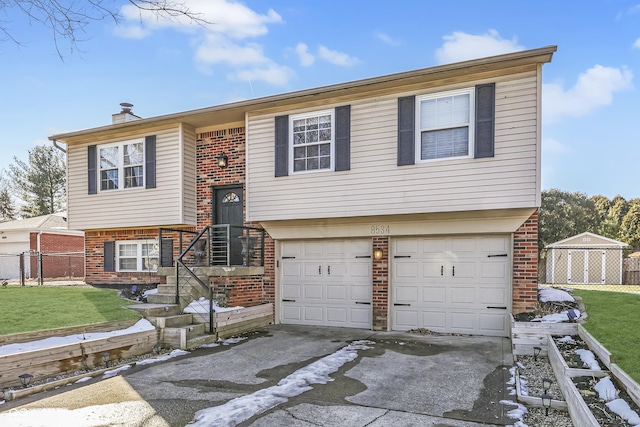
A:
[212, 186, 244, 264]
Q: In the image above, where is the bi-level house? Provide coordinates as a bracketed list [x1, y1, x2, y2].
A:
[50, 45, 556, 339]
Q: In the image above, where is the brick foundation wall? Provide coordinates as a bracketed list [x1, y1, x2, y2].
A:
[372, 236, 389, 330]
[85, 228, 166, 286]
[210, 275, 268, 307]
[512, 210, 539, 313]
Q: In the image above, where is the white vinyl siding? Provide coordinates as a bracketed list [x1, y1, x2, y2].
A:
[67, 126, 197, 230]
[247, 71, 540, 222]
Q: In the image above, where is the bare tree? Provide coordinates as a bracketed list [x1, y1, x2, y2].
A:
[1, 0, 208, 58]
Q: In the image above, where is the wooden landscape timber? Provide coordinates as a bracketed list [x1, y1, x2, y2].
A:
[215, 303, 273, 339]
[0, 329, 158, 391]
[510, 315, 578, 356]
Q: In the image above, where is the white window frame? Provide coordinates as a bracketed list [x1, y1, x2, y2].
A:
[116, 240, 158, 272]
[98, 138, 145, 192]
[289, 109, 335, 174]
[415, 88, 475, 163]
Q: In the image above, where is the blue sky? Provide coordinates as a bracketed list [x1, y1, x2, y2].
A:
[1, 0, 639, 199]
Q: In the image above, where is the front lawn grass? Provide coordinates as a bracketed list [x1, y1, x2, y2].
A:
[0, 286, 141, 335]
[573, 289, 640, 383]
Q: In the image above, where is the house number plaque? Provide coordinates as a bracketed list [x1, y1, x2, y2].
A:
[370, 225, 390, 235]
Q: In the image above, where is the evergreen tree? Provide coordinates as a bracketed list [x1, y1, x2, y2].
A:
[8, 145, 66, 218]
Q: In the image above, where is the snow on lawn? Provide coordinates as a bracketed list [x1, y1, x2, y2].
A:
[539, 287, 575, 302]
[0, 319, 156, 356]
[186, 340, 374, 427]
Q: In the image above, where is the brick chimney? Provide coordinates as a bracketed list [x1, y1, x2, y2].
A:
[112, 102, 141, 124]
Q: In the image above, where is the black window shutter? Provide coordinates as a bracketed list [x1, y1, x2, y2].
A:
[88, 145, 97, 194]
[475, 83, 496, 158]
[145, 135, 157, 188]
[334, 105, 351, 171]
[160, 238, 174, 267]
[275, 115, 289, 177]
[104, 241, 115, 272]
[397, 96, 416, 166]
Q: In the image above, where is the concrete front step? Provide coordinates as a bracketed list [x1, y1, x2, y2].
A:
[155, 314, 194, 329]
[147, 292, 179, 305]
[128, 303, 181, 318]
[162, 324, 211, 349]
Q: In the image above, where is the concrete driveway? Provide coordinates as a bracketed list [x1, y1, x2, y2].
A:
[0, 325, 516, 426]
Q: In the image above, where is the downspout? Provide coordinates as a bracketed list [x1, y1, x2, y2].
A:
[52, 139, 67, 153]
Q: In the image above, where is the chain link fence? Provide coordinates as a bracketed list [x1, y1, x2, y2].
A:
[539, 247, 640, 293]
[0, 251, 84, 285]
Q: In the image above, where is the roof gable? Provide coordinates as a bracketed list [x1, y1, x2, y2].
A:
[547, 231, 628, 248]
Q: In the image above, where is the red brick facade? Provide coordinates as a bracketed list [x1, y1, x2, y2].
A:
[512, 210, 539, 313]
[372, 236, 389, 330]
[28, 232, 84, 279]
[85, 228, 164, 285]
[196, 127, 275, 308]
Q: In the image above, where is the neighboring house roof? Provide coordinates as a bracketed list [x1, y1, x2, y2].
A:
[546, 231, 628, 248]
[0, 212, 81, 234]
[50, 45, 557, 144]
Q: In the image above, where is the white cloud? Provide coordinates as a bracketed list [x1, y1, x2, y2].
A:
[115, 0, 292, 86]
[435, 29, 524, 64]
[375, 31, 400, 46]
[634, 37, 640, 49]
[543, 65, 634, 123]
[295, 43, 315, 66]
[231, 64, 295, 86]
[317, 45, 359, 66]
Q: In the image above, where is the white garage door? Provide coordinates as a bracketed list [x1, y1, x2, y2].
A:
[280, 239, 372, 328]
[392, 235, 510, 337]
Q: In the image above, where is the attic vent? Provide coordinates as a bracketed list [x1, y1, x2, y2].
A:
[582, 237, 591, 242]
[214, 129, 226, 137]
[229, 127, 244, 135]
[120, 102, 133, 113]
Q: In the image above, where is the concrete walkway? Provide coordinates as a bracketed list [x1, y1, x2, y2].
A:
[0, 325, 516, 426]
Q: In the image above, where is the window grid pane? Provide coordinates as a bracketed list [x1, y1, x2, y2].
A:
[419, 90, 471, 161]
[291, 112, 333, 172]
[98, 141, 145, 191]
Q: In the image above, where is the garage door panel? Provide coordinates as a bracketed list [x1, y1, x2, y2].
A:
[450, 287, 476, 304]
[350, 285, 370, 300]
[304, 307, 324, 322]
[351, 262, 372, 278]
[396, 239, 419, 254]
[421, 238, 447, 253]
[394, 310, 418, 330]
[282, 284, 301, 299]
[282, 262, 302, 277]
[395, 262, 418, 278]
[422, 287, 445, 303]
[422, 311, 447, 330]
[393, 235, 510, 337]
[451, 237, 476, 253]
[481, 237, 509, 252]
[422, 262, 445, 278]
[304, 285, 323, 300]
[479, 312, 508, 333]
[449, 312, 476, 331]
[351, 308, 372, 327]
[281, 239, 372, 328]
[327, 285, 346, 300]
[327, 307, 347, 323]
[282, 305, 302, 322]
[481, 263, 506, 279]
[395, 286, 418, 302]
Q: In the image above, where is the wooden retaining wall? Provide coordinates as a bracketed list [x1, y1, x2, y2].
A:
[0, 318, 141, 346]
[215, 303, 273, 339]
[0, 329, 158, 391]
[511, 316, 578, 356]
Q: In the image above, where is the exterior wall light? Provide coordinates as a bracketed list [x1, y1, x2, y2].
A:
[19, 373, 33, 388]
[217, 152, 229, 168]
[373, 249, 383, 260]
